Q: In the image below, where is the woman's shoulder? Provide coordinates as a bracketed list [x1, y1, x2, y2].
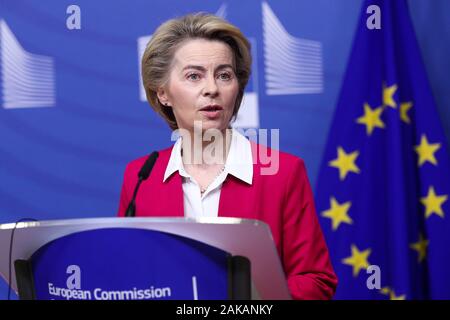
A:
[250, 140, 306, 174]
[249, 141, 311, 194]
[123, 145, 174, 174]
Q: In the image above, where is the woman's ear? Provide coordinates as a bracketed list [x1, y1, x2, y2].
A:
[157, 87, 170, 106]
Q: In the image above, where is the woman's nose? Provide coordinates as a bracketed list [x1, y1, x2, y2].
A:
[202, 76, 219, 97]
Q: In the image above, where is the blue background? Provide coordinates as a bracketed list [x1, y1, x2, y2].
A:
[1, 0, 449, 298]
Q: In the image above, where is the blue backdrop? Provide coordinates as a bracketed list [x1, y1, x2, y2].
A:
[1, 0, 449, 299]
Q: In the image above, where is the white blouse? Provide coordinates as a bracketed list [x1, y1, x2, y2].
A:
[163, 129, 253, 218]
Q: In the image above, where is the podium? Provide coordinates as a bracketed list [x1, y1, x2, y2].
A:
[0, 217, 291, 300]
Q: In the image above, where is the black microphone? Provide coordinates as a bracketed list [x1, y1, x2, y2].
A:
[125, 151, 159, 217]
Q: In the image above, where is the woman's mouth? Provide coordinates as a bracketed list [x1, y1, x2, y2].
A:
[199, 105, 223, 119]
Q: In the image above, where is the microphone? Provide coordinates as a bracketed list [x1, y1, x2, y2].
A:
[125, 151, 159, 217]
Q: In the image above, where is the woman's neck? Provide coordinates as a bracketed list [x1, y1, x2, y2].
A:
[181, 128, 232, 168]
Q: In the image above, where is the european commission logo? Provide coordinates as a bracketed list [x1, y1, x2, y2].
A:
[0, 20, 56, 109]
[262, 2, 323, 95]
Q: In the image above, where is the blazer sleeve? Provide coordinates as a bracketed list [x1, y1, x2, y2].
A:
[282, 158, 338, 299]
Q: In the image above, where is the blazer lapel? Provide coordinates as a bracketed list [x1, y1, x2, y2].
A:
[148, 147, 184, 217]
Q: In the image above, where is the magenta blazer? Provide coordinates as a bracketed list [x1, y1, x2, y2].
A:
[118, 142, 338, 299]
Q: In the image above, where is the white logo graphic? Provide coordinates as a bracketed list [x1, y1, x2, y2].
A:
[47, 265, 172, 300]
[215, 3, 228, 19]
[136, 5, 259, 128]
[233, 37, 259, 129]
[234, 91, 259, 128]
[192, 276, 198, 300]
[137, 34, 151, 102]
[262, 2, 323, 95]
[0, 20, 56, 109]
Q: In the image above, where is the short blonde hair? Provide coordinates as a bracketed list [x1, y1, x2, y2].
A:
[141, 13, 252, 130]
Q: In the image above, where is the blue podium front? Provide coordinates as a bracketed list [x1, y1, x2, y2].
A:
[28, 228, 230, 300]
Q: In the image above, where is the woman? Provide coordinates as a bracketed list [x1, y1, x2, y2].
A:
[118, 13, 337, 300]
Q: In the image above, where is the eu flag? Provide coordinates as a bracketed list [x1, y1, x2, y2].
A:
[316, 0, 450, 299]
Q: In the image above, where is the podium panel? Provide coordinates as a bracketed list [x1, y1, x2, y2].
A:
[0, 217, 291, 299]
[28, 228, 229, 300]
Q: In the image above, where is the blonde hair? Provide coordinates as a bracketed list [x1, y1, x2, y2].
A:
[141, 13, 252, 130]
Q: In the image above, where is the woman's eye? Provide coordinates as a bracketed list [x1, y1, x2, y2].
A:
[187, 73, 201, 81]
[218, 72, 232, 81]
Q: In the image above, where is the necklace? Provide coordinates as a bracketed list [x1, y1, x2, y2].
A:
[200, 165, 226, 195]
[182, 129, 232, 195]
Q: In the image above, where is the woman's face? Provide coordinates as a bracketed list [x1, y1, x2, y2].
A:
[157, 38, 239, 133]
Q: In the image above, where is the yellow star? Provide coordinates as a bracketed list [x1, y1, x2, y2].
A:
[400, 102, 413, 124]
[409, 233, 429, 263]
[414, 135, 441, 166]
[379, 287, 406, 300]
[321, 197, 353, 231]
[383, 83, 398, 108]
[380, 287, 391, 296]
[356, 103, 385, 136]
[342, 244, 371, 277]
[328, 146, 360, 180]
[421, 186, 448, 219]
[389, 291, 406, 300]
